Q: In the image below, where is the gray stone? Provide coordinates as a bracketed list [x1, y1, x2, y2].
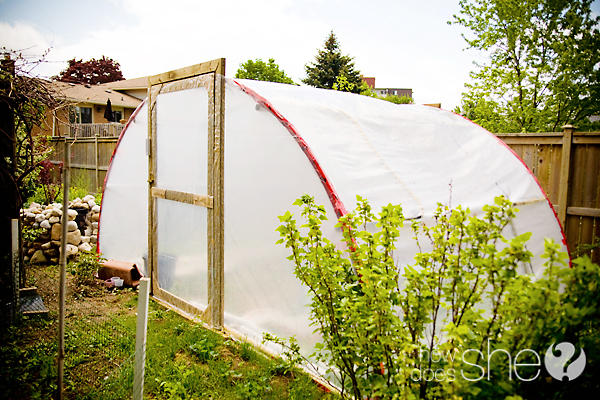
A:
[51, 223, 62, 241]
[49, 216, 60, 224]
[67, 220, 78, 232]
[32, 222, 39, 229]
[30, 250, 48, 264]
[41, 242, 52, 250]
[45, 248, 59, 257]
[90, 235, 97, 244]
[81, 236, 91, 244]
[67, 229, 82, 246]
[51, 208, 62, 217]
[40, 220, 51, 229]
[78, 242, 92, 252]
[92, 205, 101, 213]
[35, 213, 46, 223]
[60, 244, 78, 257]
[66, 209, 78, 221]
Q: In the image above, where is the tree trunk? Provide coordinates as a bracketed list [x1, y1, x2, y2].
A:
[0, 55, 20, 320]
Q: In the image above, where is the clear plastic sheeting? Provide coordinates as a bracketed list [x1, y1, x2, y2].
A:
[156, 198, 208, 307]
[98, 101, 149, 276]
[155, 87, 209, 194]
[99, 77, 567, 360]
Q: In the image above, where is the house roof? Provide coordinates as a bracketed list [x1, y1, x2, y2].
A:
[104, 76, 148, 90]
[52, 81, 142, 108]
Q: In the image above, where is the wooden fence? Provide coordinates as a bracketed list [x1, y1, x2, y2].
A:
[56, 122, 125, 138]
[49, 136, 119, 194]
[48, 124, 599, 262]
[496, 126, 600, 263]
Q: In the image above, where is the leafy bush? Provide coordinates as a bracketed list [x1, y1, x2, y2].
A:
[68, 247, 105, 288]
[22, 226, 44, 243]
[276, 195, 597, 399]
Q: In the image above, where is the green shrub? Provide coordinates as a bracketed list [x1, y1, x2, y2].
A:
[276, 195, 596, 399]
[68, 246, 106, 288]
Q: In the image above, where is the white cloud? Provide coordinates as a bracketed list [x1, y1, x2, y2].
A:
[1, 0, 489, 109]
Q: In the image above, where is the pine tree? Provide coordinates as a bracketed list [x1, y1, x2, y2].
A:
[303, 31, 364, 93]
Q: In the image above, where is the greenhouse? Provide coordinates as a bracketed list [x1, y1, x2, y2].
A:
[98, 59, 566, 356]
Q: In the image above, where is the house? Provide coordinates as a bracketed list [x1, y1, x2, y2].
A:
[42, 79, 144, 138]
[362, 77, 413, 99]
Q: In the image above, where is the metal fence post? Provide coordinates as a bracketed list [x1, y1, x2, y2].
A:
[133, 277, 150, 400]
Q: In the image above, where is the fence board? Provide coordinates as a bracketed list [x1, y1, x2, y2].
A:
[49, 137, 118, 194]
[496, 130, 600, 264]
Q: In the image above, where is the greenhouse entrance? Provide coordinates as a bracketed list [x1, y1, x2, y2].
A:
[147, 59, 225, 328]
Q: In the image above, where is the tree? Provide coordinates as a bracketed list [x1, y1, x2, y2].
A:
[235, 58, 296, 84]
[452, 0, 600, 132]
[1, 50, 65, 316]
[56, 55, 124, 85]
[303, 31, 364, 94]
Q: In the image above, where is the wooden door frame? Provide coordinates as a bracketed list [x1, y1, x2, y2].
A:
[147, 58, 225, 328]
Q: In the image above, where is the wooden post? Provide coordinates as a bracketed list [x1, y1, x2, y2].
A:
[11, 219, 19, 321]
[133, 277, 150, 400]
[57, 139, 70, 400]
[558, 125, 576, 230]
[94, 135, 99, 192]
[208, 64, 225, 329]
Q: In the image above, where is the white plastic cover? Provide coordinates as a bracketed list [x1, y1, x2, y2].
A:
[99, 78, 566, 357]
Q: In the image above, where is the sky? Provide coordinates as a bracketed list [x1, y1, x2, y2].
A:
[1, 0, 599, 111]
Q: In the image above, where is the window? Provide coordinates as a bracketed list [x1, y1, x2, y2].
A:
[112, 110, 122, 122]
[80, 107, 92, 123]
[70, 106, 93, 123]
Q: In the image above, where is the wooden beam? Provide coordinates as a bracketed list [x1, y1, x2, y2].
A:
[148, 58, 225, 86]
[151, 187, 213, 208]
[567, 206, 600, 218]
[557, 125, 575, 229]
[500, 137, 562, 145]
[495, 132, 563, 137]
[573, 136, 600, 144]
[154, 287, 206, 319]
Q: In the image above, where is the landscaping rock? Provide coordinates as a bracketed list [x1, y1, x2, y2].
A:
[67, 229, 82, 246]
[51, 223, 62, 241]
[78, 242, 92, 252]
[67, 220, 78, 232]
[30, 250, 48, 264]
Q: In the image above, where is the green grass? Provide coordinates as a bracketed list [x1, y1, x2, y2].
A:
[0, 290, 337, 400]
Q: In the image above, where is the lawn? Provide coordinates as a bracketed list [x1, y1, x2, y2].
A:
[0, 264, 336, 399]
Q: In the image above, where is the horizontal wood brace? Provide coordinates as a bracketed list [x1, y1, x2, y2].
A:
[567, 206, 600, 218]
[151, 187, 213, 208]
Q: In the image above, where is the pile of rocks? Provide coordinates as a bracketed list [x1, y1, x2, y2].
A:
[21, 195, 101, 264]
